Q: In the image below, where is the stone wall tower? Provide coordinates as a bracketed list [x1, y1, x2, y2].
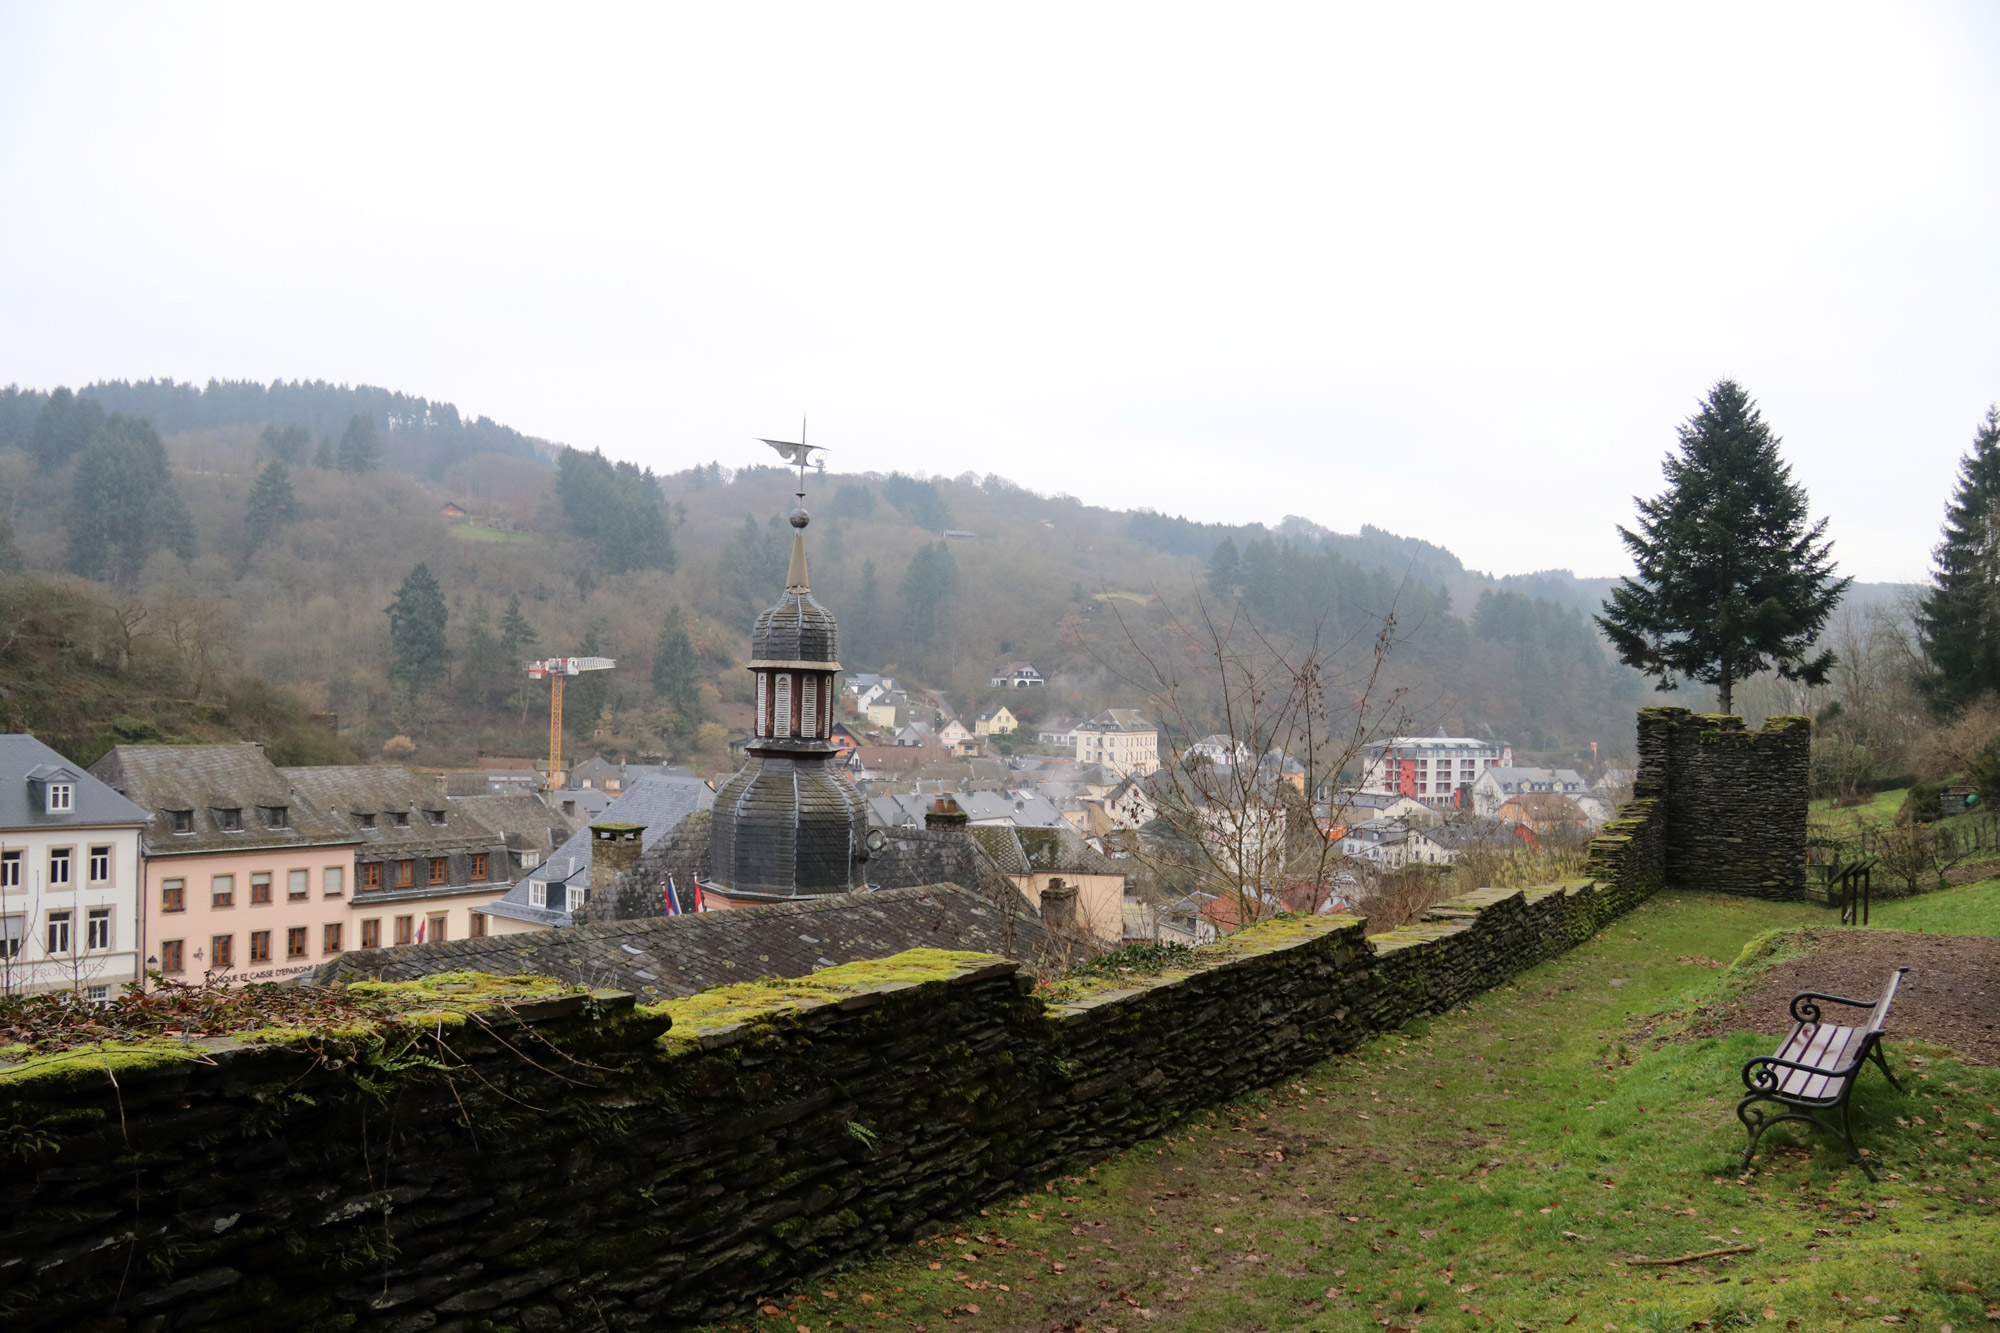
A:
[706, 460, 870, 901]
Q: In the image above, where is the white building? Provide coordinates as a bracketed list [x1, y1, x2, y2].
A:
[1183, 734, 1253, 767]
[1357, 735, 1513, 810]
[1467, 766, 1591, 818]
[989, 661, 1046, 688]
[1073, 710, 1160, 778]
[1, 735, 148, 998]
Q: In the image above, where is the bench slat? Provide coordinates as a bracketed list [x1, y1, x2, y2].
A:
[1769, 1023, 1863, 1101]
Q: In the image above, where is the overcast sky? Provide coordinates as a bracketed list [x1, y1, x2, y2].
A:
[3, 4, 1995, 583]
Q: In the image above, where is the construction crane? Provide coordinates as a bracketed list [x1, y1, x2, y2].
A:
[524, 656, 615, 791]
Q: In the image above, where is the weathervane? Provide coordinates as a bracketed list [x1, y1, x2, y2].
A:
[760, 417, 827, 530]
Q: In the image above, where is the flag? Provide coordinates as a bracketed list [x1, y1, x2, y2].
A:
[664, 876, 680, 917]
[692, 879, 706, 913]
[416, 918, 426, 943]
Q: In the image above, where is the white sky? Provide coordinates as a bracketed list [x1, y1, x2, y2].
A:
[3, 3, 1996, 583]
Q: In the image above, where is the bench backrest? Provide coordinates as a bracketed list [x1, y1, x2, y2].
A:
[1865, 966, 1909, 1036]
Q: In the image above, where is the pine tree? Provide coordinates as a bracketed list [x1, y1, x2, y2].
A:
[64, 414, 196, 584]
[652, 605, 702, 713]
[1207, 537, 1242, 598]
[1916, 406, 2000, 714]
[900, 541, 961, 647]
[337, 414, 382, 474]
[1596, 381, 1850, 714]
[259, 422, 311, 463]
[498, 595, 535, 716]
[852, 561, 883, 664]
[28, 387, 104, 471]
[386, 563, 451, 698]
[312, 436, 336, 469]
[241, 459, 300, 566]
[0, 514, 22, 574]
[567, 626, 609, 738]
[455, 597, 507, 712]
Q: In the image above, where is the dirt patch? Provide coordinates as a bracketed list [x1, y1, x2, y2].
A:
[1690, 928, 2000, 1066]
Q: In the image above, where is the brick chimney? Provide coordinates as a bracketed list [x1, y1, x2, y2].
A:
[1039, 877, 1078, 931]
[589, 821, 646, 900]
[924, 797, 969, 830]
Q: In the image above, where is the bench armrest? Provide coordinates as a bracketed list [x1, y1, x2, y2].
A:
[1741, 1049, 1869, 1093]
[1789, 991, 1878, 1025]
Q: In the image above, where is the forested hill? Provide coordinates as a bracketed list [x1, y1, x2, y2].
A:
[0, 377, 1887, 773]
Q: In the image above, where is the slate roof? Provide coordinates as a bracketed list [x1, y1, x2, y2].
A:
[310, 882, 1043, 996]
[2, 734, 148, 831]
[277, 765, 507, 861]
[1078, 709, 1154, 734]
[451, 794, 581, 857]
[89, 744, 358, 855]
[1015, 826, 1123, 876]
[1424, 820, 1523, 850]
[483, 777, 716, 928]
[956, 789, 1068, 828]
[749, 534, 839, 663]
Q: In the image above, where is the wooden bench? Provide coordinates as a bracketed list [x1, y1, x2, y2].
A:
[1737, 966, 1906, 1181]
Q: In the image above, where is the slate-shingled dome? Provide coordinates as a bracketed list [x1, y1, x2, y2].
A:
[708, 524, 870, 900]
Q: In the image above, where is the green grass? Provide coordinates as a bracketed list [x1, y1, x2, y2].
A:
[1868, 878, 2000, 937]
[1811, 787, 1909, 833]
[447, 523, 528, 543]
[728, 893, 2000, 1333]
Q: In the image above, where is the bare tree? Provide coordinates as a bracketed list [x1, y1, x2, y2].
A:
[1095, 589, 1410, 937]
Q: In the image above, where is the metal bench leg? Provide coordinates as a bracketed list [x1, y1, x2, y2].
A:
[1837, 1100, 1879, 1183]
[1737, 1094, 1782, 1172]
[1867, 1042, 1902, 1093]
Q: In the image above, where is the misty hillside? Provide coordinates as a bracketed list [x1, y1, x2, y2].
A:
[0, 378, 1912, 771]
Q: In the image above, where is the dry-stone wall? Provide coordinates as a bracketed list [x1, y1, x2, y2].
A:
[0, 709, 1808, 1330]
[1640, 707, 1810, 900]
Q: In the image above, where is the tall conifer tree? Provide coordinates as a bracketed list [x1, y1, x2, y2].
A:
[386, 564, 450, 699]
[1596, 380, 1849, 714]
[242, 459, 300, 565]
[1917, 407, 2000, 714]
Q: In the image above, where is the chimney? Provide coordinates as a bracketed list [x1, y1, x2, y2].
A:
[924, 797, 969, 830]
[1039, 877, 1078, 931]
[589, 821, 646, 900]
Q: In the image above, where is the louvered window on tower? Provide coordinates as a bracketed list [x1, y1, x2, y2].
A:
[801, 676, 818, 737]
[774, 673, 792, 738]
[757, 673, 769, 733]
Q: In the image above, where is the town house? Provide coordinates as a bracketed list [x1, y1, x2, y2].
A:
[3, 735, 147, 998]
[91, 744, 362, 986]
[1073, 710, 1160, 777]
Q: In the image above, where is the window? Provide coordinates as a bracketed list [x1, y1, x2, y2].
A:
[469, 912, 487, 939]
[529, 881, 547, 909]
[286, 926, 308, 959]
[211, 874, 235, 908]
[211, 933, 234, 969]
[1, 849, 19, 888]
[469, 853, 489, 881]
[214, 807, 243, 832]
[360, 862, 382, 891]
[45, 782, 73, 813]
[392, 811, 410, 829]
[167, 808, 194, 834]
[160, 939, 184, 973]
[249, 930, 271, 963]
[46, 909, 71, 953]
[356, 812, 376, 829]
[394, 915, 414, 946]
[250, 873, 273, 905]
[88, 845, 111, 884]
[323, 866, 344, 897]
[87, 907, 110, 950]
[426, 914, 446, 943]
[260, 805, 289, 829]
[288, 868, 309, 900]
[0, 915, 21, 959]
[323, 923, 342, 955]
[86, 985, 107, 1004]
[801, 676, 818, 737]
[566, 883, 585, 913]
[393, 860, 415, 888]
[360, 918, 381, 949]
[426, 810, 446, 826]
[49, 847, 72, 887]
[428, 856, 448, 886]
[161, 878, 186, 912]
[774, 673, 792, 737]
[757, 671, 769, 732]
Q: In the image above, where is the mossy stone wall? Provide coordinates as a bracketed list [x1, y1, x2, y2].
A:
[1640, 706, 1810, 900]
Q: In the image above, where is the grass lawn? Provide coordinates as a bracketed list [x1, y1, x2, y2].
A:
[1869, 879, 2000, 938]
[1811, 789, 1910, 834]
[448, 523, 529, 543]
[736, 893, 2000, 1333]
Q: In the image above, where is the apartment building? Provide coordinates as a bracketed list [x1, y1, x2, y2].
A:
[1356, 735, 1514, 810]
[1072, 710, 1160, 778]
[2, 735, 147, 997]
[91, 744, 361, 986]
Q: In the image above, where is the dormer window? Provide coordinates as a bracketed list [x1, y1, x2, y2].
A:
[392, 811, 411, 829]
[566, 883, 586, 913]
[425, 809, 446, 826]
[356, 812, 376, 830]
[213, 807, 243, 832]
[45, 782, 73, 814]
[167, 809, 194, 834]
[259, 805, 289, 829]
[529, 881, 547, 909]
